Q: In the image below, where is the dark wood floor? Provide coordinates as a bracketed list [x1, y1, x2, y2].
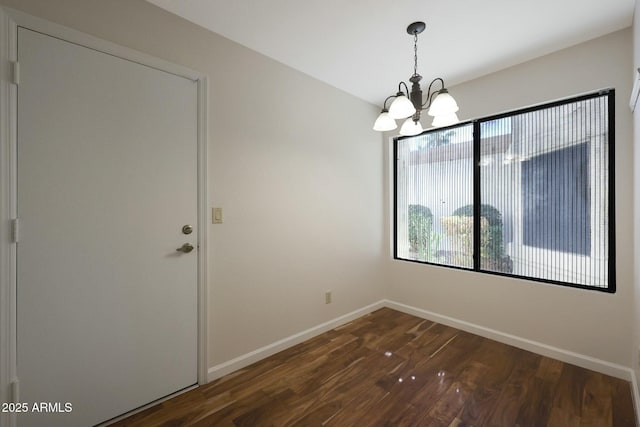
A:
[112, 308, 636, 427]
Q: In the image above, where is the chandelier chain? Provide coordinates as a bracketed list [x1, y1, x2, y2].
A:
[413, 32, 418, 77]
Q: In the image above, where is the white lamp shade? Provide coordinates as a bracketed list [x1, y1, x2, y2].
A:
[431, 112, 460, 128]
[373, 111, 397, 131]
[388, 95, 416, 119]
[399, 118, 423, 136]
[427, 91, 459, 117]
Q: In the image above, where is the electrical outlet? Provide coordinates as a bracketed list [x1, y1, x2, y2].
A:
[325, 291, 332, 304]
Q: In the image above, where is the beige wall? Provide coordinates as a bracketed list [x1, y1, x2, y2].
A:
[0, 0, 386, 367]
[385, 28, 634, 367]
[633, 0, 640, 394]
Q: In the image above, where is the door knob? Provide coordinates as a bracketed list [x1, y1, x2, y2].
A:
[176, 243, 194, 253]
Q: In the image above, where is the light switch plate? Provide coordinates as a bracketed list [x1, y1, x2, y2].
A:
[212, 207, 223, 224]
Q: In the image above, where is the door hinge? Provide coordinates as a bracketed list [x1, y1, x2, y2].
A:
[11, 61, 19, 86]
[10, 379, 19, 402]
[11, 218, 19, 243]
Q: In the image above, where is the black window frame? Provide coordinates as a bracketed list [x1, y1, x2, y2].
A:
[393, 89, 616, 293]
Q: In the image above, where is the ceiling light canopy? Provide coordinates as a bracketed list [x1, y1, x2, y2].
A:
[373, 21, 461, 135]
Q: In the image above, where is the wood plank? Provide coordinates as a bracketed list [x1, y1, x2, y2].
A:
[611, 378, 636, 427]
[547, 363, 586, 427]
[485, 349, 540, 426]
[457, 339, 519, 426]
[512, 356, 563, 425]
[416, 361, 489, 426]
[537, 356, 564, 382]
[514, 377, 555, 426]
[580, 371, 613, 426]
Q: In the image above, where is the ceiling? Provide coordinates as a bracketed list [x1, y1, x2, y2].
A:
[146, 0, 635, 108]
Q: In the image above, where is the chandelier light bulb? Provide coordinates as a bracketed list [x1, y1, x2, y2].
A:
[399, 118, 423, 136]
[373, 110, 398, 131]
[388, 95, 416, 119]
[428, 90, 459, 117]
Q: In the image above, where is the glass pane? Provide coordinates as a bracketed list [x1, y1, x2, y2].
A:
[479, 95, 610, 288]
[396, 124, 474, 268]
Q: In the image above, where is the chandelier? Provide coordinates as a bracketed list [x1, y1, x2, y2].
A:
[373, 21, 460, 136]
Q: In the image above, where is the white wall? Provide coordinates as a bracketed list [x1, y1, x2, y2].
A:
[386, 28, 634, 367]
[632, 0, 640, 396]
[0, 0, 386, 367]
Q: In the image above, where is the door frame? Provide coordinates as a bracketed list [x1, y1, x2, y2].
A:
[0, 7, 209, 427]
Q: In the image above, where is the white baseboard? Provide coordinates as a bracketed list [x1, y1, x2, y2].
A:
[384, 299, 633, 381]
[208, 298, 633, 381]
[206, 299, 639, 423]
[207, 300, 386, 382]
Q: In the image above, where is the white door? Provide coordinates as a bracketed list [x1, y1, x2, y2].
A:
[16, 27, 198, 427]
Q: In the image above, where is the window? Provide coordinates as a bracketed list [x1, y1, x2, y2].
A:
[394, 90, 615, 292]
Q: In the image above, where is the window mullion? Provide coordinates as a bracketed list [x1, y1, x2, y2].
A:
[473, 121, 481, 271]
[607, 92, 616, 291]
